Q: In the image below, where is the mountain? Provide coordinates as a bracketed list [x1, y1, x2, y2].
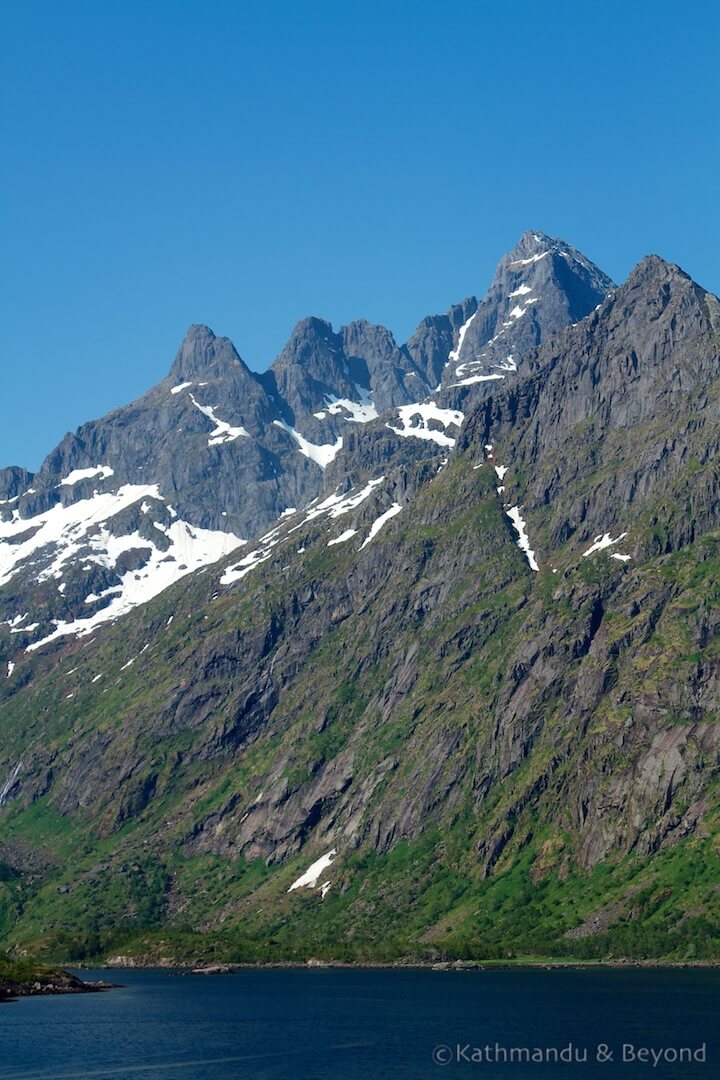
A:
[435, 230, 613, 400]
[0, 234, 611, 657]
[4, 235, 718, 968]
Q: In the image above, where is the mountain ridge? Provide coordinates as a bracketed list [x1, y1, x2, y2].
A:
[3, 236, 719, 967]
[0, 232, 614, 656]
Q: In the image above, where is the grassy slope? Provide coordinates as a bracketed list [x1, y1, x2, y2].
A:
[0, 448, 719, 966]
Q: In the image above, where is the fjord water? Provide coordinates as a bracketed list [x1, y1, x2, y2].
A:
[0, 968, 717, 1079]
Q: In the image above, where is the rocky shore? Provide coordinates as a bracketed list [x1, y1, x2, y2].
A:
[0, 968, 114, 1001]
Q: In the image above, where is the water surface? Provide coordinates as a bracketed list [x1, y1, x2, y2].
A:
[0, 967, 717, 1078]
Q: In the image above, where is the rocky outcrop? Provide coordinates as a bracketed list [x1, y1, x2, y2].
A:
[0, 966, 110, 999]
[341, 319, 421, 412]
[0, 466, 34, 503]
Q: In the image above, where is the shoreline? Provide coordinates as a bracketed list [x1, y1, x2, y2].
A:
[88, 956, 720, 974]
[0, 971, 115, 1002]
[6, 957, 717, 999]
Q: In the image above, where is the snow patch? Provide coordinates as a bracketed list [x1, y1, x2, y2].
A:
[273, 420, 343, 468]
[189, 393, 249, 446]
[220, 546, 275, 585]
[0, 483, 167, 588]
[304, 478, 386, 524]
[509, 283, 532, 297]
[59, 466, 114, 487]
[448, 372, 506, 388]
[1, 614, 28, 628]
[582, 532, 628, 558]
[288, 850, 337, 891]
[447, 309, 479, 366]
[170, 381, 193, 395]
[328, 529, 357, 547]
[506, 507, 539, 572]
[23, 510, 245, 652]
[85, 586, 122, 605]
[360, 503, 402, 549]
[324, 387, 378, 424]
[388, 403, 463, 448]
[509, 250, 550, 267]
[221, 476, 387, 586]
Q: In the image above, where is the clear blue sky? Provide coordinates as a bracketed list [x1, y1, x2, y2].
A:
[1, 0, 718, 470]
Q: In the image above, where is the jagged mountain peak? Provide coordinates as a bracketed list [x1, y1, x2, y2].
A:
[183, 321, 215, 340]
[507, 228, 555, 258]
[268, 316, 365, 426]
[169, 323, 247, 382]
[274, 316, 340, 363]
[435, 231, 615, 399]
[625, 254, 691, 287]
[341, 320, 397, 383]
[0, 230, 623, 660]
[459, 244, 720, 533]
[342, 317, 395, 343]
[504, 229, 608, 273]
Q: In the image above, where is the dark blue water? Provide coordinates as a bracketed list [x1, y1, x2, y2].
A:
[0, 967, 717, 1079]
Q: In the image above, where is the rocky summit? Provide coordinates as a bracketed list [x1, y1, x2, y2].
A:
[1, 232, 719, 967]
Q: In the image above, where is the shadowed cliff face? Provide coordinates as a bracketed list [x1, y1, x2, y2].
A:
[2, 246, 719, 965]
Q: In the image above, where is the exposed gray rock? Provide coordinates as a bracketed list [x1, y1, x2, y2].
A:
[0, 231, 617, 696]
[0, 466, 34, 504]
[438, 230, 613, 410]
[404, 297, 479, 391]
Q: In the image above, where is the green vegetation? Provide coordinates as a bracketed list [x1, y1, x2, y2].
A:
[2, 449, 720, 969]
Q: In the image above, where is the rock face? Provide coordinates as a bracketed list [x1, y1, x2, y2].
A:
[0, 233, 612, 656]
[5, 236, 719, 965]
[460, 254, 720, 550]
[437, 230, 614, 406]
[0, 466, 34, 503]
[404, 297, 480, 394]
[340, 320, 419, 413]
